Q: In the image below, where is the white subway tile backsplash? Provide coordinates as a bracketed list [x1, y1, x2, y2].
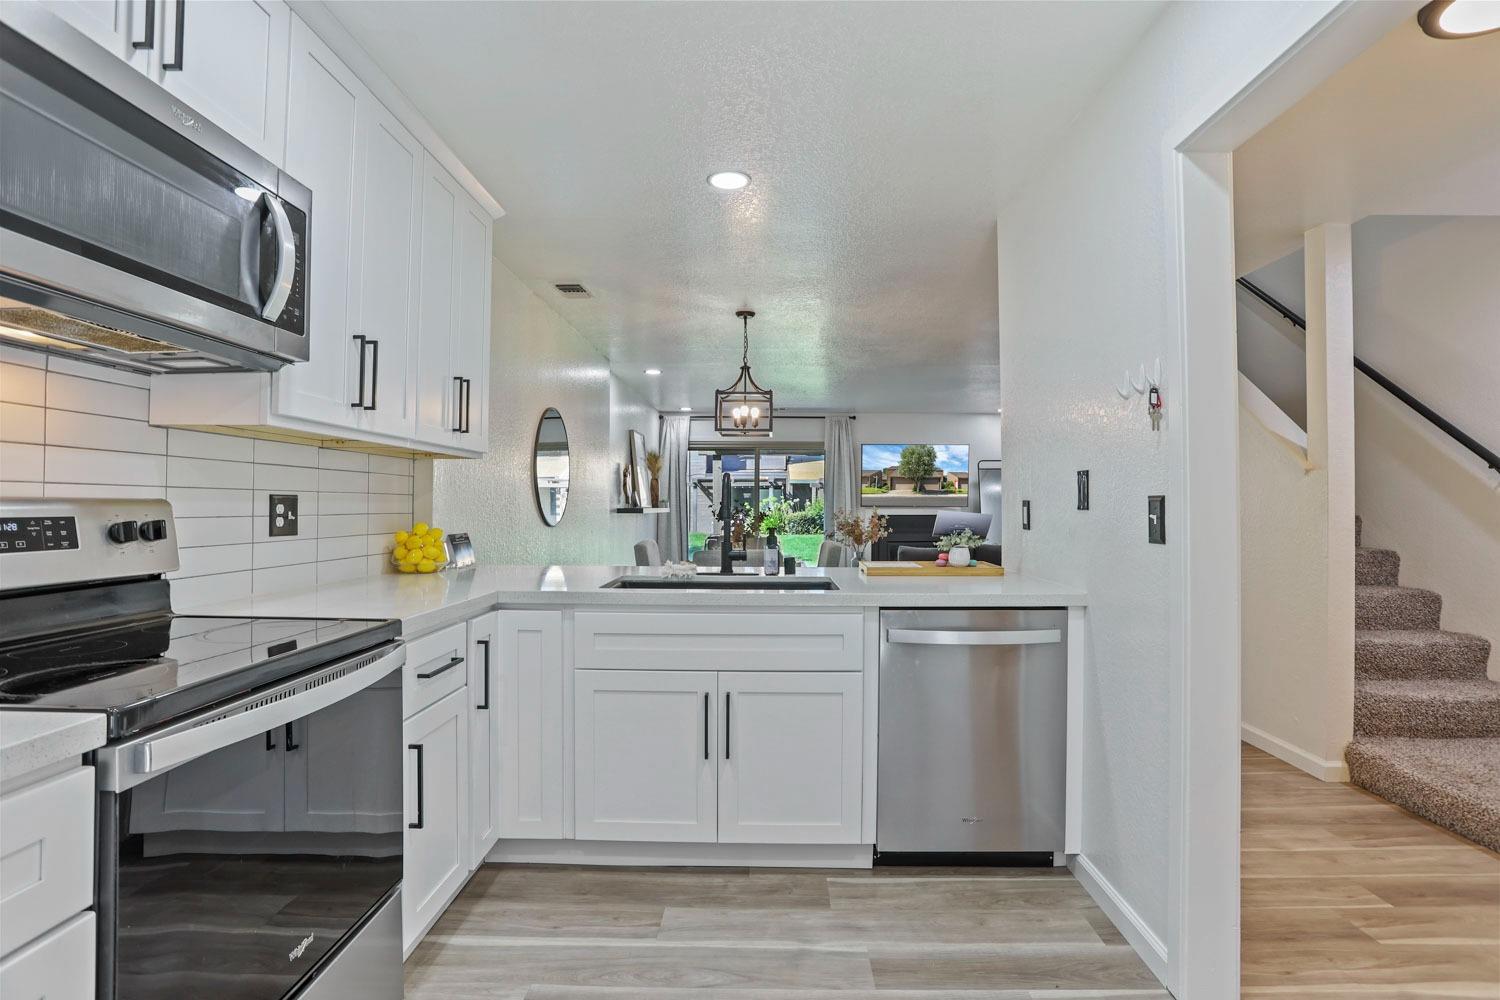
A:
[174, 516, 253, 547]
[172, 543, 252, 578]
[168, 428, 255, 462]
[0, 363, 47, 405]
[317, 449, 367, 471]
[317, 535, 366, 561]
[45, 355, 151, 388]
[167, 488, 254, 517]
[253, 514, 318, 543]
[252, 537, 318, 569]
[0, 403, 44, 443]
[368, 455, 411, 476]
[368, 473, 411, 495]
[45, 371, 149, 419]
[253, 463, 321, 492]
[0, 481, 44, 496]
[253, 563, 317, 595]
[46, 410, 166, 454]
[168, 456, 254, 489]
[318, 491, 369, 516]
[317, 468, 368, 493]
[47, 446, 166, 486]
[0, 345, 46, 369]
[173, 571, 253, 607]
[368, 493, 411, 514]
[368, 512, 410, 535]
[45, 483, 165, 498]
[253, 439, 320, 468]
[1, 442, 44, 480]
[319, 513, 368, 537]
[317, 557, 367, 585]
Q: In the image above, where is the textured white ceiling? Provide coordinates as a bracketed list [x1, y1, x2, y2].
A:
[1234, 18, 1500, 274]
[329, 1, 1166, 413]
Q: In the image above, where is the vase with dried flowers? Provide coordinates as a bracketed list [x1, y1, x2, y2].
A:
[831, 508, 890, 565]
[644, 451, 663, 508]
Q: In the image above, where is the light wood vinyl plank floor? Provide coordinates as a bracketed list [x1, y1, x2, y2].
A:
[1240, 743, 1500, 998]
[405, 864, 1164, 1000]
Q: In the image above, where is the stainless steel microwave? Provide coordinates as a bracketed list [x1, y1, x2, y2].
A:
[0, 7, 310, 373]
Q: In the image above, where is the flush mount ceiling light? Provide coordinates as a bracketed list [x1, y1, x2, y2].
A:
[714, 310, 773, 437]
[1418, 0, 1500, 37]
[707, 171, 750, 190]
[643, 368, 662, 376]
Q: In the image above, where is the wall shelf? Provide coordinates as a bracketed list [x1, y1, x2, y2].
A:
[614, 507, 670, 515]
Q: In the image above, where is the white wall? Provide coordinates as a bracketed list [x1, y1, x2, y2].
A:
[1351, 216, 1500, 667]
[993, 0, 1346, 963]
[433, 257, 657, 564]
[0, 347, 419, 607]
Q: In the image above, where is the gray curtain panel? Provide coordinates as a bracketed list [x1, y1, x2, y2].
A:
[655, 414, 692, 561]
[823, 415, 858, 535]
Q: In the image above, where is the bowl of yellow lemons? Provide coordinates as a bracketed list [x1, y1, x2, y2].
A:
[390, 523, 449, 574]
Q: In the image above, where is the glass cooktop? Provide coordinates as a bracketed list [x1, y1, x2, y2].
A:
[0, 615, 400, 738]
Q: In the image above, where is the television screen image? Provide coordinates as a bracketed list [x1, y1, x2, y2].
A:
[860, 443, 970, 506]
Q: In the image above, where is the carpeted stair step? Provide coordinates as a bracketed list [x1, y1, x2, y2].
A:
[1356, 585, 1442, 630]
[1356, 546, 1401, 586]
[1357, 629, 1493, 681]
[1346, 737, 1500, 852]
[1355, 678, 1500, 738]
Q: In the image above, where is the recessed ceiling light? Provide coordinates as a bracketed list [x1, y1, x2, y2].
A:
[643, 368, 662, 376]
[707, 171, 750, 191]
[679, 406, 693, 412]
[1418, 0, 1500, 37]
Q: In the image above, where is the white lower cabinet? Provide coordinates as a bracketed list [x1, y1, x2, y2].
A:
[718, 672, 864, 844]
[402, 686, 469, 954]
[570, 668, 864, 846]
[574, 670, 717, 843]
[0, 911, 95, 1000]
[467, 611, 501, 868]
[499, 610, 564, 839]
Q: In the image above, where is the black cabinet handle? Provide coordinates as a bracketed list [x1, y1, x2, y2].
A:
[724, 692, 731, 760]
[284, 722, 299, 751]
[460, 378, 472, 433]
[703, 692, 710, 760]
[162, 0, 185, 70]
[407, 743, 424, 829]
[351, 335, 368, 408]
[475, 639, 490, 710]
[366, 338, 379, 410]
[416, 655, 463, 680]
[265, 729, 277, 751]
[452, 376, 464, 432]
[132, 0, 156, 50]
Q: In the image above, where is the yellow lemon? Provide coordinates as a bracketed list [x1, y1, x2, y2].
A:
[394, 530, 409, 545]
[403, 549, 423, 564]
[397, 562, 416, 573]
[417, 560, 436, 573]
[413, 522, 429, 535]
[426, 528, 443, 541]
[422, 545, 441, 560]
[393, 545, 408, 561]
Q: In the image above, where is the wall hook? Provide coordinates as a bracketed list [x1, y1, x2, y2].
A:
[1116, 372, 1135, 399]
[1129, 364, 1149, 395]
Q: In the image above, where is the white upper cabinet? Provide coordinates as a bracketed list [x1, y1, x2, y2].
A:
[149, 0, 290, 164]
[275, 15, 364, 427]
[35, 0, 148, 68]
[453, 198, 492, 452]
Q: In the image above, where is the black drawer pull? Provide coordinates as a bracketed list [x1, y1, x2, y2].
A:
[724, 692, 731, 760]
[452, 376, 464, 432]
[416, 655, 463, 680]
[351, 335, 368, 408]
[366, 338, 380, 410]
[408, 743, 424, 829]
[475, 639, 491, 709]
[703, 691, 710, 760]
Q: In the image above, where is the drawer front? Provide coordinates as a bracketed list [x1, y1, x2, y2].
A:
[0, 910, 95, 1000]
[573, 612, 863, 672]
[0, 767, 93, 956]
[0, 911, 94, 995]
[403, 623, 469, 717]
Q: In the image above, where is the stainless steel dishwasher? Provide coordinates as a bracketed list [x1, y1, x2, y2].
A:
[878, 608, 1067, 862]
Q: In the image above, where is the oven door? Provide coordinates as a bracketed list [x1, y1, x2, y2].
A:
[0, 9, 309, 370]
[94, 645, 404, 1000]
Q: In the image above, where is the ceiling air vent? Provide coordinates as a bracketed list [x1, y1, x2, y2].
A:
[554, 283, 592, 299]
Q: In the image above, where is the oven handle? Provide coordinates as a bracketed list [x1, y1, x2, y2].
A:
[96, 643, 404, 792]
[259, 192, 297, 321]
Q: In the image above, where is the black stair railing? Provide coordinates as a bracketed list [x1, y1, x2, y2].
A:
[1237, 278, 1500, 475]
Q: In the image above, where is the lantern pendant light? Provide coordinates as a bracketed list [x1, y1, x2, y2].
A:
[714, 309, 773, 436]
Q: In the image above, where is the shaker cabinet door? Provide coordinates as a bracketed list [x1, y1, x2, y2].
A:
[403, 687, 470, 953]
[467, 611, 501, 868]
[498, 610, 564, 839]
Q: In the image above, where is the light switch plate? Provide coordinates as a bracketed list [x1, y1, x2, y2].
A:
[269, 494, 299, 537]
[1148, 494, 1166, 544]
[1021, 499, 1032, 530]
[1077, 470, 1090, 510]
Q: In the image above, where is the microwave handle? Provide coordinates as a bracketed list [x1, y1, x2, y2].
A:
[259, 192, 297, 321]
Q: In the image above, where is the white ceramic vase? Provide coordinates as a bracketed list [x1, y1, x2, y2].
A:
[948, 545, 971, 566]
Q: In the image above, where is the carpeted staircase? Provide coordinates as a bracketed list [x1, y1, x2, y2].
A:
[1346, 515, 1500, 851]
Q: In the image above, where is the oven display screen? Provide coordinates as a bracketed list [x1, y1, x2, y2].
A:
[0, 516, 79, 552]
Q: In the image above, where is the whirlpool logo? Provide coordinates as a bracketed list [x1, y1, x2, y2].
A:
[288, 933, 315, 963]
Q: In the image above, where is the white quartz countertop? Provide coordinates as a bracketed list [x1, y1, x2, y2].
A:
[181, 565, 1086, 636]
[0, 710, 107, 785]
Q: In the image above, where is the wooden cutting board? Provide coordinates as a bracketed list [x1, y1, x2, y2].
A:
[859, 560, 1005, 577]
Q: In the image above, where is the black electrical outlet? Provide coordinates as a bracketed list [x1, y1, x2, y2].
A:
[1148, 494, 1166, 544]
[269, 494, 299, 537]
[1077, 470, 1090, 510]
[1021, 499, 1032, 530]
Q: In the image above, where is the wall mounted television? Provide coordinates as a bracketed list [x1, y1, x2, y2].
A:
[860, 443, 970, 507]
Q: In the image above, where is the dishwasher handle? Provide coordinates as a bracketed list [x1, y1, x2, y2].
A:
[885, 627, 1061, 647]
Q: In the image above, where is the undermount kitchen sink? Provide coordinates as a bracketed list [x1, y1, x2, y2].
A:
[602, 574, 839, 591]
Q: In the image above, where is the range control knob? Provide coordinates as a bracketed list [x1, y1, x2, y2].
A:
[107, 520, 139, 544]
[138, 519, 168, 542]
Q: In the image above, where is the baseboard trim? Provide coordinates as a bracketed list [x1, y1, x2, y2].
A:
[1241, 722, 1349, 781]
[1069, 854, 1168, 987]
[487, 839, 874, 869]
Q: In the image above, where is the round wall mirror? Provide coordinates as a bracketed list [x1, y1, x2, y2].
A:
[533, 408, 570, 526]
